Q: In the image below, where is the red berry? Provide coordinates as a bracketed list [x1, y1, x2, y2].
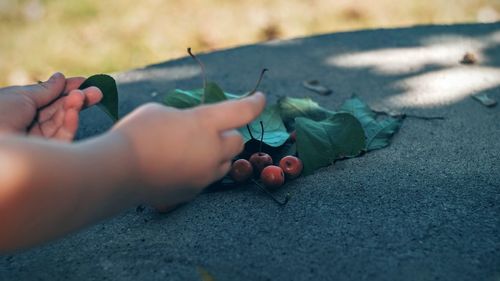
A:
[279, 155, 303, 179]
[260, 165, 285, 189]
[249, 152, 273, 174]
[229, 159, 253, 183]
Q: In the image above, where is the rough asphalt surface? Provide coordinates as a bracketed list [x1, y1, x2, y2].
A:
[1, 23, 499, 281]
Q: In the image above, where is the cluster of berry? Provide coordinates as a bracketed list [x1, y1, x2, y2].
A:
[229, 153, 303, 189]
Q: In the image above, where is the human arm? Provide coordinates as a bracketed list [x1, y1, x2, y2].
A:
[0, 132, 136, 252]
[0, 93, 266, 252]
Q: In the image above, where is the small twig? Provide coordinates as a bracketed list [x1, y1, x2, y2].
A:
[187, 47, 207, 103]
[251, 179, 290, 206]
[372, 110, 444, 121]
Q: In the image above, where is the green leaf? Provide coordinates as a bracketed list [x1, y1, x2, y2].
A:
[295, 113, 365, 175]
[238, 105, 289, 147]
[365, 118, 402, 150]
[203, 82, 227, 104]
[277, 97, 334, 130]
[163, 86, 240, 109]
[79, 74, 119, 121]
[339, 95, 376, 120]
[164, 88, 203, 108]
[339, 96, 402, 151]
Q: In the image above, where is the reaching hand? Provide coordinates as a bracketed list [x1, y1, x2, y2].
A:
[0, 72, 103, 141]
[112, 92, 266, 209]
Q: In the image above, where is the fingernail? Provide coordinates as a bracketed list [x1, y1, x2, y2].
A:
[72, 89, 85, 96]
[47, 72, 63, 82]
[253, 91, 265, 100]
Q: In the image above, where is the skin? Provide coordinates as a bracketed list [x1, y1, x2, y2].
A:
[0, 72, 266, 252]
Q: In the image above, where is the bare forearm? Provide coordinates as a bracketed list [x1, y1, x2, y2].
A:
[0, 132, 139, 252]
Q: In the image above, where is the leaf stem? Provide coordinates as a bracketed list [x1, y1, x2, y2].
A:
[187, 47, 207, 103]
[251, 179, 290, 206]
[259, 121, 264, 153]
[246, 124, 256, 140]
[250, 68, 268, 95]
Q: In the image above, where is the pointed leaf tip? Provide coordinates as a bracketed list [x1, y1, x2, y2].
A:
[340, 96, 402, 151]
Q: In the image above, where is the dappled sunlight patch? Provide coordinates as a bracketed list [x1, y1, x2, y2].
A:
[327, 36, 489, 75]
[387, 66, 500, 108]
[419, 34, 488, 50]
[328, 45, 467, 74]
[326, 30, 500, 109]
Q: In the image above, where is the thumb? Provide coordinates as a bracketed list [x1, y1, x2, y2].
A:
[26, 72, 66, 108]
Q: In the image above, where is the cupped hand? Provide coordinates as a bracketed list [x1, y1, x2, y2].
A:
[0, 72, 103, 141]
[112, 92, 266, 209]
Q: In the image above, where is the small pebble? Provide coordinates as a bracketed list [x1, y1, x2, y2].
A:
[460, 52, 477, 64]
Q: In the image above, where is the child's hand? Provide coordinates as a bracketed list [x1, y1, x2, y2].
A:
[112, 92, 266, 208]
[0, 72, 102, 141]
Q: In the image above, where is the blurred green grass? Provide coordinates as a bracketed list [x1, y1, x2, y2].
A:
[0, 0, 498, 86]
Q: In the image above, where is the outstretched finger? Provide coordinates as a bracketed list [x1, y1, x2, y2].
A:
[198, 92, 266, 132]
[81, 86, 103, 108]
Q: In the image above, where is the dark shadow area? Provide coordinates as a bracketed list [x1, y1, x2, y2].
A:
[2, 23, 499, 281]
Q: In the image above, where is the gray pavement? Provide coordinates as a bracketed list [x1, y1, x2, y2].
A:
[1, 23, 499, 280]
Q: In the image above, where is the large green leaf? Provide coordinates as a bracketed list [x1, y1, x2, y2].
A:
[238, 105, 289, 147]
[79, 74, 119, 121]
[277, 97, 334, 130]
[339, 96, 402, 151]
[295, 113, 365, 175]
